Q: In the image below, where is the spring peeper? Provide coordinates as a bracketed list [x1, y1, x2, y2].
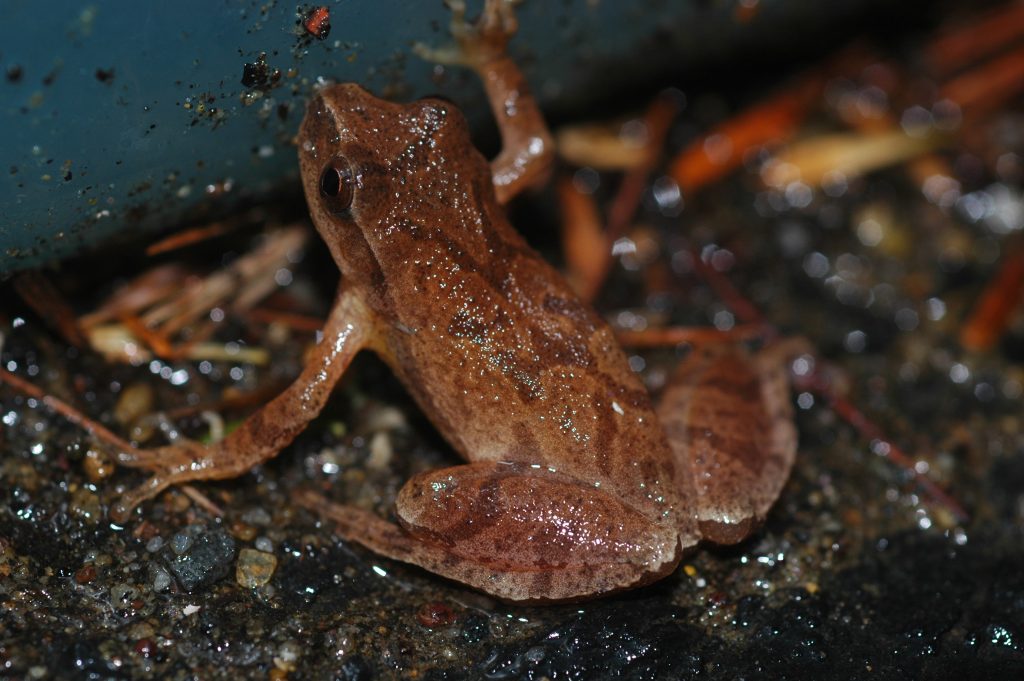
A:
[111, 0, 801, 602]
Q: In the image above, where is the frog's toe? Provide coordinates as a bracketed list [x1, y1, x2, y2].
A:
[479, 0, 519, 36]
[115, 440, 202, 470]
[109, 472, 177, 523]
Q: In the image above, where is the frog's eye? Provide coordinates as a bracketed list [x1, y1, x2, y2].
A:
[319, 158, 355, 214]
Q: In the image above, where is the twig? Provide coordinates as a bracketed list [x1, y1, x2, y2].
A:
[797, 371, 970, 523]
[960, 240, 1024, 351]
[0, 368, 133, 452]
[925, 2, 1024, 77]
[12, 271, 89, 349]
[180, 486, 225, 518]
[0, 368, 225, 519]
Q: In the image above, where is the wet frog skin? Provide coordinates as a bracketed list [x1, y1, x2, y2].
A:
[111, 0, 799, 602]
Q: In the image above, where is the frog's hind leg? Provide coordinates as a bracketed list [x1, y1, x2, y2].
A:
[296, 462, 681, 603]
[657, 338, 809, 545]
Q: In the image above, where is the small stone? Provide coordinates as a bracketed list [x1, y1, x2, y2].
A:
[236, 548, 277, 588]
[82, 448, 114, 482]
[74, 564, 97, 584]
[134, 638, 156, 658]
[416, 601, 457, 629]
[254, 536, 273, 553]
[69, 488, 101, 523]
[113, 382, 154, 426]
[110, 583, 138, 606]
[169, 492, 192, 513]
[146, 536, 164, 553]
[241, 507, 272, 526]
[127, 622, 155, 640]
[131, 520, 160, 541]
[274, 639, 301, 671]
[366, 431, 393, 470]
[149, 564, 171, 592]
[230, 521, 257, 542]
[170, 530, 194, 555]
[168, 528, 236, 592]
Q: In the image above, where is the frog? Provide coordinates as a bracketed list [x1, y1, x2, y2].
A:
[110, 0, 800, 603]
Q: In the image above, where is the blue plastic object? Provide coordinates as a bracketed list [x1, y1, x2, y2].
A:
[1, 0, 872, 273]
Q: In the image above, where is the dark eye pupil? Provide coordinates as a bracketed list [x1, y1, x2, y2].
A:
[321, 167, 341, 196]
[318, 158, 354, 214]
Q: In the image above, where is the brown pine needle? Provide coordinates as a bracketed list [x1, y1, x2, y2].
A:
[0, 367, 225, 519]
[146, 222, 236, 256]
[925, 2, 1024, 77]
[0, 368, 134, 452]
[799, 371, 970, 523]
[558, 176, 607, 300]
[12, 271, 88, 349]
[960, 242, 1024, 352]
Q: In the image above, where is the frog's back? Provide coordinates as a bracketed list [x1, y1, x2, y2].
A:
[300, 84, 687, 527]
[358, 99, 682, 524]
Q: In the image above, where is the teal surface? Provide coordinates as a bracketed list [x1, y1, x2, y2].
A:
[1, 0, 873, 273]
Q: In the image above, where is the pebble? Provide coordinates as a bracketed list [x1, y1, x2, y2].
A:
[170, 530, 194, 555]
[236, 548, 277, 588]
[168, 528, 236, 592]
[110, 583, 138, 606]
[416, 601, 458, 629]
[366, 432, 393, 471]
[127, 622, 155, 640]
[113, 382, 154, 426]
[82, 448, 114, 482]
[241, 507, 272, 526]
[134, 638, 156, 659]
[75, 564, 97, 585]
[69, 488, 101, 523]
[149, 564, 172, 592]
[274, 640, 301, 671]
[230, 521, 257, 542]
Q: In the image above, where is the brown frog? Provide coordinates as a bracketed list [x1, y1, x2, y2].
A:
[111, 0, 800, 602]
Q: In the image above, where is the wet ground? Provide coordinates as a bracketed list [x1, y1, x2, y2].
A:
[3, 18, 1024, 681]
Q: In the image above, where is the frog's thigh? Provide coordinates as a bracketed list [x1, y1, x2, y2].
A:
[658, 347, 796, 545]
[321, 463, 681, 602]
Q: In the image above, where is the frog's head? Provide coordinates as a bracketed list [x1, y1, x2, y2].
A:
[299, 83, 494, 285]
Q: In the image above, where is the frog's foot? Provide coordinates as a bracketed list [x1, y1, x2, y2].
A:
[414, 0, 519, 68]
[298, 462, 683, 603]
[110, 439, 242, 523]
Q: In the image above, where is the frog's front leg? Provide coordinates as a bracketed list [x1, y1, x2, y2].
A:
[110, 287, 376, 522]
[298, 462, 681, 603]
[657, 338, 811, 544]
[416, 0, 554, 203]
